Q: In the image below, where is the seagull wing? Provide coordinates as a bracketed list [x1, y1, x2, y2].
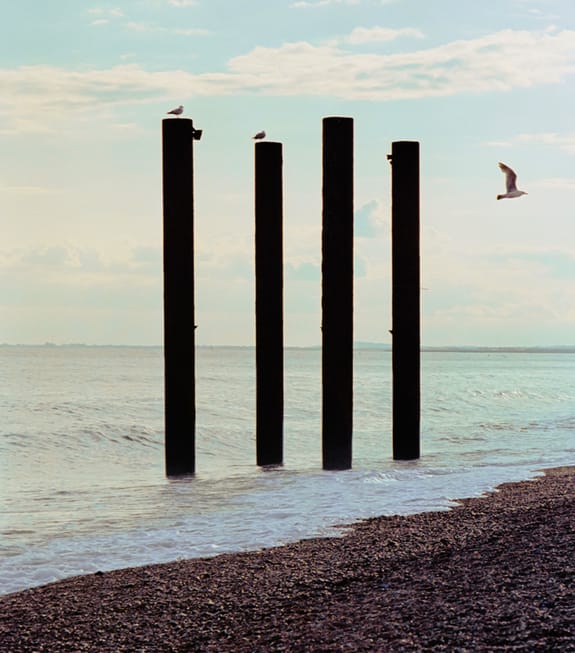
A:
[499, 162, 518, 193]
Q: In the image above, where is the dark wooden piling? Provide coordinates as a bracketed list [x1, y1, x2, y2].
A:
[390, 140, 420, 460]
[255, 141, 284, 466]
[162, 118, 197, 476]
[322, 117, 354, 470]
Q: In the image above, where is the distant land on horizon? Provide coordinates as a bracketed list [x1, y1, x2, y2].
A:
[2, 342, 575, 354]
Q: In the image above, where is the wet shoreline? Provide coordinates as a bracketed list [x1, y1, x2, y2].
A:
[1, 466, 574, 651]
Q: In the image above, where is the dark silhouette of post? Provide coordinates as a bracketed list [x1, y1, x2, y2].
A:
[322, 117, 354, 470]
[162, 118, 198, 476]
[390, 140, 420, 460]
[255, 141, 284, 466]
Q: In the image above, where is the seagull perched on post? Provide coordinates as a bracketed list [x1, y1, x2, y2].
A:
[253, 130, 266, 140]
[497, 162, 527, 200]
[167, 105, 184, 117]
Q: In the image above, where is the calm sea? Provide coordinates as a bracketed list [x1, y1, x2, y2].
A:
[1, 346, 574, 595]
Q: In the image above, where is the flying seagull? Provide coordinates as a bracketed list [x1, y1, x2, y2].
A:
[253, 130, 266, 140]
[497, 162, 527, 200]
[167, 105, 184, 117]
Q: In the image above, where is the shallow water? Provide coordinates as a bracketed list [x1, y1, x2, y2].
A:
[1, 346, 574, 594]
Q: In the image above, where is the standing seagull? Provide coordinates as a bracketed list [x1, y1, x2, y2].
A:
[253, 130, 266, 140]
[167, 105, 184, 117]
[497, 162, 527, 200]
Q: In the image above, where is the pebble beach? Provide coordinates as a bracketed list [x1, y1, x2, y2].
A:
[1, 466, 574, 652]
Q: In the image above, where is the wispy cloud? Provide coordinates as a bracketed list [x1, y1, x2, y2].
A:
[1, 243, 161, 279]
[526, 8, 559, 21]
[87, 7, 124, 25]
[0, 184, 63, 195]
[355, 199, 383, 237]
[126, 21, 160, 32]
[421, 240, 575, 339]
[291, 0, 361, 7]
[126, 21, 209, 35]
[485, 132, 575, 154]
[533, 177, 575, 191]
[337, 26, 424, 45]
[512, 0, 559, 21]
[291, 0, 396, 7]
[88, 7, 124, 17]
[515, 132, 575, 154]
[88, 6, 207, 35]
[488, 247, 575, 280]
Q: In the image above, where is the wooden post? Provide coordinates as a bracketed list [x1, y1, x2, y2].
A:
[390, 140, 420, 460]
[162, 118, 198, 476]
[255, 141, 284, 466]
[322, 117, 354, 470]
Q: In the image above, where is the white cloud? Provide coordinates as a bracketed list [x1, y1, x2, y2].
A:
[224, 28, 575, 99]
[168, 0, 198, 5]
[1, 28, 575, 134]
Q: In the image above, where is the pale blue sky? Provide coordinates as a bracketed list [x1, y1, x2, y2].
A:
[1, 0, 574, 345]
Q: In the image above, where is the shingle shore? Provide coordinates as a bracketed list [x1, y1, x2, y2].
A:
[1, 466, 574, 652]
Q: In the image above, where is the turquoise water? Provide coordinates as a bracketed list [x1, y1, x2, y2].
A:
[1, 346, 574, 594]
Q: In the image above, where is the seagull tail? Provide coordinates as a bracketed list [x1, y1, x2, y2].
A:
[496, 194, 504, 200]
